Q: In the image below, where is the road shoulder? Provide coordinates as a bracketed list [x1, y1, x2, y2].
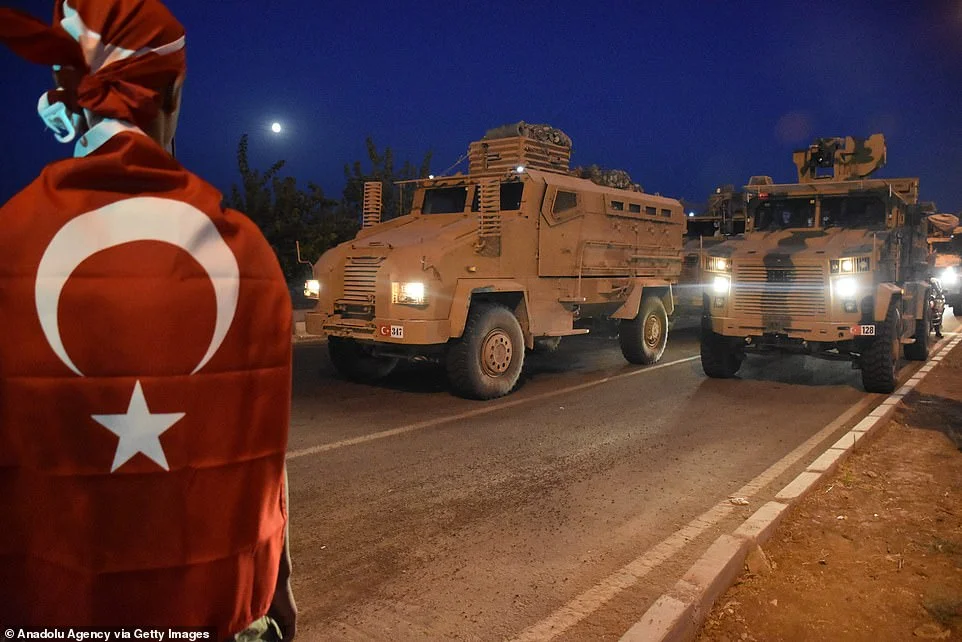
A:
[622, 333, 962, 641]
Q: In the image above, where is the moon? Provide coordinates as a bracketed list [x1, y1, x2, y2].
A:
[35, 197, 240, 376]
[271, 122, 282, 134]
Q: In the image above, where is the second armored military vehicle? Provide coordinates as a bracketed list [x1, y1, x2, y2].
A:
[700, 134, 937, 393]
[303, 122, 686, 399]
[677, 184, 752, 315]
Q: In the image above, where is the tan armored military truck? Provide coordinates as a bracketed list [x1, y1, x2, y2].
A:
[303, 122, 686, 399]
[700, 134, 937, 393]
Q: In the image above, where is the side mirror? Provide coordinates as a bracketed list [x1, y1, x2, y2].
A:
[295, 240, 313, 268]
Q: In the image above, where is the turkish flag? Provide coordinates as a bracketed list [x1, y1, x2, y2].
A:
[0, 131, 292, 637]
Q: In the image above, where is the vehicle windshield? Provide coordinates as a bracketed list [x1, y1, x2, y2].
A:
[751, 195, 888, 231]
[751, 198, 816, 231]
[422, 186, 468, 214]
[820, 195, 887, 229]
[932, 236, 962, 256]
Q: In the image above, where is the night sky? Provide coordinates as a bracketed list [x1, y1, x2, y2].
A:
[2, 0, 961, 212]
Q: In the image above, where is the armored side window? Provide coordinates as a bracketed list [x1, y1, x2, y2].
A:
[553, 190, 579, 214]
[645, 206, 657, 217]
[501, 182, 524, 210]
[661, 208, 672, 217]
[611, 200, 624, 211]
[629, 203, 641, 213]
[471, 182, 526, 211]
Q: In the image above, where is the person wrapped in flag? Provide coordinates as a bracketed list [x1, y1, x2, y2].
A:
[0, 1, 296, 638]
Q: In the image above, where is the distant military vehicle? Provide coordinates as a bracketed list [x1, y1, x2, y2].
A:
[700, 134, 937, 393]
[303, 122, 686, 399]
[926, 211, 962, 316]
[677, 184, 751, 315]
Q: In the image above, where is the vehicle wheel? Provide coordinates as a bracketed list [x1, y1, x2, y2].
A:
[328, 336, 398, 382]
[700, 330, 743, 378]
[619, 296, 668, 364]
[446, 303, 525, 399]
[904, 301, 931, 361]
[860, 304, 901, 393]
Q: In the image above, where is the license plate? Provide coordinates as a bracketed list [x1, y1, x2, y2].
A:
[390, 325, 404, 338]
[858, 324, 875, 336]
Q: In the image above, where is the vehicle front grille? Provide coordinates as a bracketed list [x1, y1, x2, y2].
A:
[341, 258, 381, 304]
[733, 264, 827, 317]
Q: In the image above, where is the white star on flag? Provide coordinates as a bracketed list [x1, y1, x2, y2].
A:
[92, 380, 185, 472]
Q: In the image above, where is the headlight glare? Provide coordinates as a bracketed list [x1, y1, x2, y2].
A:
[840, 259, 854, 273]
[392, 281, 427, 305]
[942, 267, 958, 285]
[304, 279, 320, 298]
[835, 276, 858, 298]
[711, 275, 731, 294]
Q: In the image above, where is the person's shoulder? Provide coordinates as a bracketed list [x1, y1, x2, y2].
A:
[0, 158, 75, 217]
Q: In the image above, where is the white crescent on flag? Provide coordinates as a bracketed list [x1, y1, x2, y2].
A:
[34, 196, 240, 376]
[34, 197, 242, 472]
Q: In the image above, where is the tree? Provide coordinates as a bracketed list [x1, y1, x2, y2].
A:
[227, 134, 357, 287]
[342, 137, 433, 222]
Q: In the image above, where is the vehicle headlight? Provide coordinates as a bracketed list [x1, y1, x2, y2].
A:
[304, 279, 320, 298]
[835, 276, 858, 298]
[942, 267, 958, 285]
[706, 256, 731, 272]
[392, 281, 427, 305]
[711, 275, 731, 294]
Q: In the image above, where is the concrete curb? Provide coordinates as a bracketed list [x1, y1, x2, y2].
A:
[621, 332, 962, 642]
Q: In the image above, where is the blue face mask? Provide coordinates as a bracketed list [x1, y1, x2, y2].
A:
[38, 90, 84, 143]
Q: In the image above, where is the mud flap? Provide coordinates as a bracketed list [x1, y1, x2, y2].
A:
[611, 281, 673, 320]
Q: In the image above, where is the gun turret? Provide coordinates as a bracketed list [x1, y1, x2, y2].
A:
[793, 134, 887, 182]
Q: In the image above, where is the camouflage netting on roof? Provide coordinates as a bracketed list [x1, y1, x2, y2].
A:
[571, 164, 643, 192]
[928, 213, 960, 235]
[483, 122, 572, 148]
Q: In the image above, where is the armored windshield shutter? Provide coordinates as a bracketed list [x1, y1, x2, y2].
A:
[362, 181, 382, 228]
[477, 179, 502, 256]
[478, 179, 501, 239]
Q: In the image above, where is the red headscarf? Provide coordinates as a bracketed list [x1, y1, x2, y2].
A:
[0, 0, 187, 128]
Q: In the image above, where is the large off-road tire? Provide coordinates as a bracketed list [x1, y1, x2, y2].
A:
[700, 330, 743, 378]
[619, 296, 669, 365]
[860, 304, 901, 393]
[328, 336, 398, 382]
[446, 303, 525, 400]
[904, 301, 931, 361]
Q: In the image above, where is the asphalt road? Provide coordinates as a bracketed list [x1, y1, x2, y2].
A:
[286, 312, 962, 641]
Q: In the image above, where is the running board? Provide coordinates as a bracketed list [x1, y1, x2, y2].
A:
[542, 329, 590, 337]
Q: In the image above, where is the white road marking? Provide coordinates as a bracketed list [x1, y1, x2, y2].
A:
[287, 355, 701, 460]
[509, 393, 877, 641]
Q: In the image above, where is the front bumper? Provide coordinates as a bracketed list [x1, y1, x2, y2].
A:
[305, 311, 451, 345]
[707, 315, 868, 342]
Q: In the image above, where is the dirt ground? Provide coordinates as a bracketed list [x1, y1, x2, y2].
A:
[697, 340, 962, 642]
